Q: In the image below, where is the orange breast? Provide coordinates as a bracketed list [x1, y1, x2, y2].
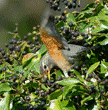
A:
[40, 28, 71, 72]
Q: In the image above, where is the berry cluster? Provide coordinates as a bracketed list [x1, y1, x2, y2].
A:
[46, 0, 80, 11]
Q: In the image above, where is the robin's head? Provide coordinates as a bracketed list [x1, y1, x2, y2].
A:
[39, 52, 56, 75]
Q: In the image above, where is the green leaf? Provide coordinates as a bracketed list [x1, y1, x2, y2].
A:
[0, 92, 10, 110]
[66, 13, 76, 23]
[48, 89, 63, 100]
[48, 99, 76, 110]
[56, 20, 64, 29]
[0, 83, 11, 92]
[73, 70, 85, 83]
[99, 37, 108, 45]
[13, 65, 23, 73]
[81, 96, 93, 105]
[62, 85, 73, 99]
[56, 78, 81, 86]
[28, 54, 41, 73]
[101, 61, 108, 74]
[87, 62, 100, 75]
[36, 44, 47, 55]
[22, 53, 34, 66]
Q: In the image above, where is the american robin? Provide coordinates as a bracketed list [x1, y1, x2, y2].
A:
[39, 14, 98, 77]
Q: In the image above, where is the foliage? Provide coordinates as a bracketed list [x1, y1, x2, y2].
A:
[0, 0, 108, 110]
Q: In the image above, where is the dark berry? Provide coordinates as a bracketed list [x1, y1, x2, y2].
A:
[105, 79, 108, 83]
[24, 36, 27, 40]
[68, 2, 72, 9]
[97, 79, 101, 83]
[89, 88, 92, 93]
[57, 7, 61, 11]
[2, 67, 6, 71]
[84, 34, 89, 39]
[50, 87, 55, 92]
[36, 91, 39, 95]
[29, 105, 33, 109]
[88, 74, 93, 78]
[13, 76, 17, 81]
[26, 96, 31, 101]
[4, 43, 9, 47]
[100, 88, 105, 93]
[72, 2, 76, 8]
[13, 30, 18, 33]
[78, 4, 80, 7]
[9, 45, 15, 51]
[5, 57, 10, 62]
[15, 46, 21, 52]
[0, 48, 3, 52]
[86, 78, 91, 82]
[1, 80, 5, 83]
[70, 73, 74, 78]
[73, 0, 76, 3]
[8, 76, 13, 80]
[70, 30, 75, 35]
[101, 81, 106, 85]
[73, 32, 79, 37]
[27, 104, 31, 108]
[90, 85, 95, 89]
[84, 69, 88, 74]
[74, 65, 80, 70]
[34, 98, 39, 103]
[22, 51, 27, 55]
[0, 55, 2, 59]
[35, 41, 39, 45]
[54, 20, 58, 24]
[46, 0, 50, 3]
[1, 50, 5, 56]
[49, 0, 53, 4]
[12, 81, 18, 86]
[93, 74, 98, 79]
[30, 44, 35, 49]
[81, 32, 85, 36]
[34, 37, 38, 41]
[27, 40, 32, 44]
[13, 39, 17, 44]
[75, 76, 78, 80]
[34, 105, 38, 109]
[64, 27, 69, 33]
[0, 69, 2, 73]
[60, 26, 64, 31]
[61, 12, 65, 16]
[54, 2, 59, 7]
[0, 61, 2, 65]
[64, 0, 68, 5]
[68, 22, 73, 27]
[8, 39, 13, 44]
[41, 92, 45, 97]
[62, 30, 66, 35]
[56, 0, 60, 3]
[40, 101, 45, 107]
[37, 88, 41, 91]
[61, 16, 66, 21]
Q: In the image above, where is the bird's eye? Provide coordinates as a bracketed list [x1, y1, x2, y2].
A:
[44, 65, 47, 69]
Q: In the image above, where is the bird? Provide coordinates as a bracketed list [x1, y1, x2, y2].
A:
[39, 12, 99, 77]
